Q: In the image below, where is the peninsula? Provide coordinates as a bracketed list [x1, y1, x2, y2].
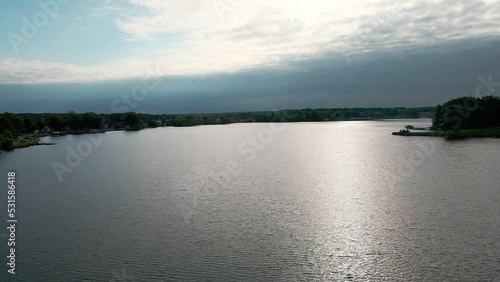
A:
[393, 96, 500, 138]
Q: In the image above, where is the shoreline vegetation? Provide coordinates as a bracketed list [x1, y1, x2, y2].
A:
[1, 107, 434, 151]
[2, 96, 499, 151]
[393, 96, 500, 139]
[392, 126, 500, 139]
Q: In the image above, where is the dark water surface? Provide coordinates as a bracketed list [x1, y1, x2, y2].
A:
[1, 119, 499, 281]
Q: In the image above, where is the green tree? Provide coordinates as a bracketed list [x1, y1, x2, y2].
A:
[0, 139, 13, 150]
[23, 117, 35, 132]
[147, 120, 158, 127]
[433, 96, 500, 130]
[69, 113, 83, 130]
[405, 125, 415, 131]
[9, 115, 23, 130]
[311, 110, 325, 121]
[48, 115, 64, 131]
[2, 130, 13, 139]
[82, 112, 102, 129]
[36, 121, 45, 131]
[123, 112, 140, 128]
[0, 116, 15, 133]
[432, 104, 443, 128]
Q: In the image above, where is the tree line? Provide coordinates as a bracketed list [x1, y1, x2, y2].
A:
[0, 106, 436, 149]
[432, 96, 500, 130]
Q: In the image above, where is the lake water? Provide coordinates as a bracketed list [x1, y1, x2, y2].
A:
[1, 119, 499, 281]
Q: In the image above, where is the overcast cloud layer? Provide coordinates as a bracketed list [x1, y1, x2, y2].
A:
[1, 0, 499, 112]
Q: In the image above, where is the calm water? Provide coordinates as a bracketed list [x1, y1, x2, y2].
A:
[1, 119, 499, 281]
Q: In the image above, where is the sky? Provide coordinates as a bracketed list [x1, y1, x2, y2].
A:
[1, 0, 500, 113]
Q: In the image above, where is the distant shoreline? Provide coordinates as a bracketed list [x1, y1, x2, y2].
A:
[1, 117, 431, 152]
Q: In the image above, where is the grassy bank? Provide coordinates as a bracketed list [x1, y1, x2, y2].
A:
[12, 140, 39, 149]
[392, 126, 500, 138]
[0, 140, 41, 151]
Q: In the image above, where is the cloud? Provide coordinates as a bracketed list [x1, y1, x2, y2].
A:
[2, 36, 500, 113]
[1, 0, 500, 84]
[113, 0, 500, 55]
[0, 58, 157, 84]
